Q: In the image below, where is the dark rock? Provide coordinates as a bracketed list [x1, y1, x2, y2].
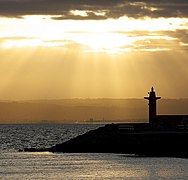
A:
[20, 124, 188, 158]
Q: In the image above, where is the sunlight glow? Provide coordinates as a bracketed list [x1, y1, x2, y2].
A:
[0, 15, 187, 53]
[70, 10, 88, 17]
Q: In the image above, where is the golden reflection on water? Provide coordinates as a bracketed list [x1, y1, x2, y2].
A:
[0, 153, 188, 179]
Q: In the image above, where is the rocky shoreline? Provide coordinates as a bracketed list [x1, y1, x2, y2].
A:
[20, 124, 188, 158]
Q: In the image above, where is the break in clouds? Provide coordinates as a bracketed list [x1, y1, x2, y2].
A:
[0, 0, 188, 52]
[0, 0, 188, 19]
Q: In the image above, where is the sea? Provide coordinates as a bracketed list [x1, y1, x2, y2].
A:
[0, 124, 188, 180]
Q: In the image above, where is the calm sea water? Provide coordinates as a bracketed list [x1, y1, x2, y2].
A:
[0, 124, 188, 179]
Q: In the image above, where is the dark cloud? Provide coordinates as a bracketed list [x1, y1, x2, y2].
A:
[165, 29, 188, 44]
[132, 38, 179, 51]
[121, 37, 188, 52]
[0, 0, 188, 19]
[114, 29, 188, 52]
[115, 29, 188, 43]
[51, 12, 107, 20]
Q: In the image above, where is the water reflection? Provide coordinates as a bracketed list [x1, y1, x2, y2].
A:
[1, 152, 188, 179]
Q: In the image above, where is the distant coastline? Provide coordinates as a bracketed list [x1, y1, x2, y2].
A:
[1, 98, 188, 124]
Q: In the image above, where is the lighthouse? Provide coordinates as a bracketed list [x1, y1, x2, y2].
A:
[144, 87, 161, 124]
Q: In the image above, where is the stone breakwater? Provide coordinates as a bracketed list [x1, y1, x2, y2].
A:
[21, 124, 188, 158]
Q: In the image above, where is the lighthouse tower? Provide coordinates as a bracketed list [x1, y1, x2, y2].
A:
[144, 87, 161, 124]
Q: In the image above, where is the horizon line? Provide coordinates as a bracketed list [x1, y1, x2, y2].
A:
[0, 97, 188, 102]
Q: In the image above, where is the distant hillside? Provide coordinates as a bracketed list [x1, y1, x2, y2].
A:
[158, 99, 188, 115]
[0, 99, 188, 124]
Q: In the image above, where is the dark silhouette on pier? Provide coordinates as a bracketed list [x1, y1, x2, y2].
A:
[145, 87, 188, 129]
[21, 87, 188, 157]
[144, 86, 161, 124]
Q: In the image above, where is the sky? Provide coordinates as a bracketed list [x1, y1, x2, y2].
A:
[0, 0, 188, 100]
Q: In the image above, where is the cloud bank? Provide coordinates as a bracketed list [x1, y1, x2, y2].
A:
[0, 0, 188, 19]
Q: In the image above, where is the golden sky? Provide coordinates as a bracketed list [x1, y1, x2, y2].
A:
[0, 0, 188, 100]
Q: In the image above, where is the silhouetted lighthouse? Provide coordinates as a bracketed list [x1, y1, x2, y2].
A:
[144, 87, 161, 124]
